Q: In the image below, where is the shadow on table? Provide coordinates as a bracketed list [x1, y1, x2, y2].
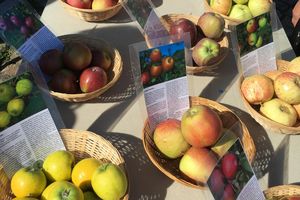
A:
[90, 131, 173, 200]
[223, 104, 274, 180]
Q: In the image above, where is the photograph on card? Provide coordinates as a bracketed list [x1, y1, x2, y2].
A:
[0, 0, 44, 49]
[207, 139, 264, 200]
[236, 12, 272, 57]
[139, 41, 186, 89]
[0, 72, 47, 131]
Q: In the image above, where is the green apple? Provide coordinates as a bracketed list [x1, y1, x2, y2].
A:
[260, 98, 297, 126]
[42, 150, 75, 182]
[233, 0, 248, 4]
[83, 191, 100, 200]
[0, 83, 15, 103]
[91, 163, 128, 200]
[229, 4, 253, 22]
[41, 181, 84, 200]
[255, 35, 263, 48]
[210, 0, 232, 16]
[248, 0, 271, 17]
[258, 16, 268, 28]
[16, 79, 33, 96]
[7, 98, 25, 117]
[0, 111, 11, 128]
[192, 38, 220, 66]
[247, 32, 257, 46]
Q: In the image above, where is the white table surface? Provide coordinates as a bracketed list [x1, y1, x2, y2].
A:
[41, 0, 300, 199]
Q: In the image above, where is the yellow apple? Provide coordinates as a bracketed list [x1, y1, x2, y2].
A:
[92, 0, 117, 10]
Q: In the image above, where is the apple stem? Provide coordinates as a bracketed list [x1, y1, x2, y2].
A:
[280, 105, 289, 113]
[62, 189, 71, 199]
[31, 159, 43, 171]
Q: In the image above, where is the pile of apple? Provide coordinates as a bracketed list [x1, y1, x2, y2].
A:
[241, 57, 300, 127]
[153, 104, 238, 184]
[208, 0, 272, 22]
[38, 41, 111, 94]
[168, 12, 226, 67]
[65, 0, 118, 10]
[10, 149, 128, 200]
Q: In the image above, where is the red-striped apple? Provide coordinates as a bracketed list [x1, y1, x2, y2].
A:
[197, 12, 225, 40]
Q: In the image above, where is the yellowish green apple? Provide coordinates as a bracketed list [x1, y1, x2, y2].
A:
[248, 0, 271, 17]
[229, 4, 252, 22]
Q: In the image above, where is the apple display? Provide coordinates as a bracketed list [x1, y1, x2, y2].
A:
[264, 70, 283, 81]
[246, 19, 258, 33]
[153, 119, 190, 159]
[197, 12, 225, 39]
[181, 105, 223, 147]
[192, 38, 220, 66]
[229, 4, 252, 22]
[7, 98, 25, 117]
[210, 0, 232, 15]
[66, 0, 92, 9]
[41, 181, 84, 200]
[274, 72, 300, 104]
[91, 163, 128, 200]
[63, 41, 92, 71]
[247, 32, 257, 46]
[38, 49, 64, 75]
[149, 48, 161, 63]
[79, 66, 108, 93]
[16, 79, 33, 96]
[90, 50, 112, 71]
[179, 147, 217, 183]
[92, 0, 118, 10]
[42, 150, 75, 182]
[49, 69, 78, 94]
[162, 56, 174, 72]
[287, 57, 300, 75]
[169, 18, 198, 46]
[0, 83, 15, 103]
[260, 98, 297, 126]
[241, 74, 274, 104]
[0, 111, 11, 128]
[248, 0, 271, 17]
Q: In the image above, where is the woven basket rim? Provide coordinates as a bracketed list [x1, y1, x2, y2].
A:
[59, 0, 125, 12]
[264, 185, 300, 199]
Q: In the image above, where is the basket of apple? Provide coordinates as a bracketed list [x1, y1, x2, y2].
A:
[142, 96, 256, 188]
[0, 129, 129, 200]
[239, 58, 300, 134]
[59, 0, 125, 22]
[203, 0, 273, 26]
[38, 34, 123, 102]
[264, 185, 300, 200]
[156, 12, 229, 74]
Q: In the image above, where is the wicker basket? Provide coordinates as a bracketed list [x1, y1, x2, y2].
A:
[239, 59, 300, 135]
[142, 96, 256, 189]
[264, 185, 300, 200]
[158, 14, 229, 74]
[49, 34, 123, 102]
[59, 0, 125, 22]
[0, 129, 129, 200]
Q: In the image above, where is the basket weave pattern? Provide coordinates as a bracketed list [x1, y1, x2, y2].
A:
[142, 96, 256, 189]
[0, 129, 129, 200]
[264, 185, 300, 199]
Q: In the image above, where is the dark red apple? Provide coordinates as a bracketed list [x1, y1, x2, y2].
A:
[209, 168, 225, 199]
[169, 18, 198, 46]
[49, 69, 78, 94]
[39, 49, 64, 75]
[63, 41, 92, 71]
[150, 64, 162, 77]
[162, 56, 174, 72]
[79, 66, 108, 93]
[221, 153, 238, 179]
[141, 71, 150, 85]
[25, 16, 34, 28]
[222, 184, 235, 200]
[0, 18, 12, 31]
[149, 48, 161, 63]
[10, 15, 22, 27]
[66, 0, 92, 9]
[90, 49, 112, 71]
[20, 25, 31, 37]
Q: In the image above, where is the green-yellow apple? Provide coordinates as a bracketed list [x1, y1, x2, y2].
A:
[179, 147, 217, 183]
[181, 105, 223, 147]
[248, 0, 271, 17]
[258, 16, 268, 28]
[7, 98, 25, 117]
[41, 181, 84, 200]
[83, 191, 100, 200]
[197, 12, 225, 39]
[13, 198, 39, 200]
[274, 72, 300, 104]
[255, 35, 263, 48]
[241, 74, 274, 104]
[209, 0, 232, 15]
[260, 98, 297, 126]
[192, 38, 220, 66]
[264, 70, 283, 81]
[229, 4, 252, 22]
[0, 83, 15, 103]
[91, 163, 127, 200]
[233, 0, 248, 4]
[287, 57, 300, 75]
[153, 118, 190, 159]
[16, 79, 33, 96]
[92, 0, 117, 10]
[246, 19, 258, 33]
[0, 111, 11, 128]
[211, 129, 237, 157]
[42, 150, 75, 182]
[247, 32, 257, 46]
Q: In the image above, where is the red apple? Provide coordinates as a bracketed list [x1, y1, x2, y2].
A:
[66, 0, 92, 9]
[63, 41, 92, 71]
[274, 72, 300, 104]
[39, 49, 64, 75]
[179, 147, 217, 183]
[197, 12, 225, 39]
[49, 69, 78, 94]
[141, 71, 150, 85]
[241, 74, 274, 105]
[25, 16, 34, 28]
[247, 32, 257, 46]
[90, 50, 112, 71]
[169, 18, 198, 46]
[208, 168, 225, 199]
[162, 56, 174, 72]
[223, 183, 235, 200]
[246, 19, 258, 33]
[10, 15, 22, 27]
[79, 66, 108, 93]
[150, 64, 162, 77]
[149, 48, 161, 63]
[181, 105, 223, 148]
[221, 152, 238, 179]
